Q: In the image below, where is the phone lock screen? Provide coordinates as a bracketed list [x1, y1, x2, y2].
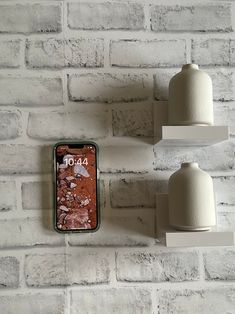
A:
[54, 143, 99, 232]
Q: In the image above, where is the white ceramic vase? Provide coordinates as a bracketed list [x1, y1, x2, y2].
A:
[168, 64, 214, 126]
[168, 162, 216, 231]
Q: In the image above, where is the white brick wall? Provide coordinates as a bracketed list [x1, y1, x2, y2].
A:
[112, 104, 153, 137]
[0, 77, 63, 106]
[0, 293, 66, 314]
[71, 288, 152, 314]
[0, 218, 64, 248]
[25, 251, 110, 286]
[157, 288, 235, 314]
[109, 177, 167, 208]
[0, 40, 21, 68]
[27, 111, 109, 140]
[154, 140, 235, 171]
[68, 73, 151, 103]
[116, 251, 199, 282]
[0, 256, 19, 288]
[0, 110, 22, 139]
[0, 0, 235, 313]
[110, 39, 187, 67]
[0, 145, 51, 174]
[0, 181, 17, 211]
[150, 4, 232, 32]
[26, 38, 104, 69]
[21, 181, 52, 210]
[68, 3, 145, 30]
[68, 211, 155, 246]
[203, 248, 235, 280]
[0, 4, 62, 34]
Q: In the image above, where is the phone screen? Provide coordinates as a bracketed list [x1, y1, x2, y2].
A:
[55, 143, 98, 232]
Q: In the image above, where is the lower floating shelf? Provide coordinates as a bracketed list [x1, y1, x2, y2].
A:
[156, 193, 235, 247]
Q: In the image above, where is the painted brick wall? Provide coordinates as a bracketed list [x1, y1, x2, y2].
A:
[0, 0, 235, 313]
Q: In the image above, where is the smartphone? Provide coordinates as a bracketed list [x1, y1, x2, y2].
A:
[54, 142, 99, 233]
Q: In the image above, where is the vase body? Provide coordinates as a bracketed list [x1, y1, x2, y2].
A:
[168, 64, 214, 126]
[168, 162, 216, 231]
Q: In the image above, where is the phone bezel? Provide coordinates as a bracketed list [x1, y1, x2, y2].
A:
[53, 141, 100, 233]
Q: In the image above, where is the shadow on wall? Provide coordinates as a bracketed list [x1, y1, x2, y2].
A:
[37, 74, 234, 240]
[68, 73, 154, 144]
[38, 77, 169, 241]
[39, 145, 169, 243]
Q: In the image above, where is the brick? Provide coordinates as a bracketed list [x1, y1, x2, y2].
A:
[112, 108, 153, 137]
[67, 250, 110, 285]
[25, 252, 109, 286]
[22, 181, 52, 210]
[154, 140, 235, 171]
[157, 288, 235, 314]
[230, 40, 235, 65]
[27, 111, 108, 140]
[110, 40, 186, 67]
[71, 288, 152, 314]
[214, 104, 235, 136]
[192, 39, 230, 66]
[117, 251, 199, 282]
[24, 254, 67, 287]
[213, 102, 230, 126]
[25, 254, 66, 287]
[68, 213, 154, 247]
[0, 218, 64, 248]
[0, 4, 61, 34]
[154, 69, 234, 101]
[213, 176, 235, 206]
[0, 77, 63, 106]
[217, 211, 235, 231]
[151, 5, 232, 32]
[208, 69, 234, 101]
[0, 40, 21, 68]
[99, 146, 153, 173]
[0, 257, 19, 288]
[0, 110, 22, 139]
[68, 3, 144, 30]
[110, 178, 167, 208]
[0, 145, 52, 174]
[204, 249, 235, 280]
[68, 73, 150, 103]
[213, 103, 235, 135]
[0, 181, 16, 212]
[0, 293, 65, 314]
[26, 38, 104, 68]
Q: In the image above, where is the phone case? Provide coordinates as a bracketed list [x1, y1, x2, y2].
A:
[53, 141, 100, 233]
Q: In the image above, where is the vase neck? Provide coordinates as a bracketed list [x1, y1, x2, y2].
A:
[181, 162, 199, 168]
[182, 64, 199, 70]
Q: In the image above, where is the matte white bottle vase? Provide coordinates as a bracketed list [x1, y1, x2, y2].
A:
[168, 162, 216, 231]
[168, 64, 214, 126]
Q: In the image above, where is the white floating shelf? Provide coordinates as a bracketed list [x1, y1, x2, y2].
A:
[156, 193, 235, 247]
[154, 102, 229, 146]
[157, 125, 229, 146]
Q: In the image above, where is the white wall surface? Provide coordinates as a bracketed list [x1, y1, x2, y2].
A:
[0, 0, 235, 313]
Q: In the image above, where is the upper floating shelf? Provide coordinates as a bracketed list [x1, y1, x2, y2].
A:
[156, 125, 229, 146]
[154, 102, 229, 146]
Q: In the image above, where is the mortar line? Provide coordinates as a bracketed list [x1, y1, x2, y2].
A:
[198, 249, 205, 282]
